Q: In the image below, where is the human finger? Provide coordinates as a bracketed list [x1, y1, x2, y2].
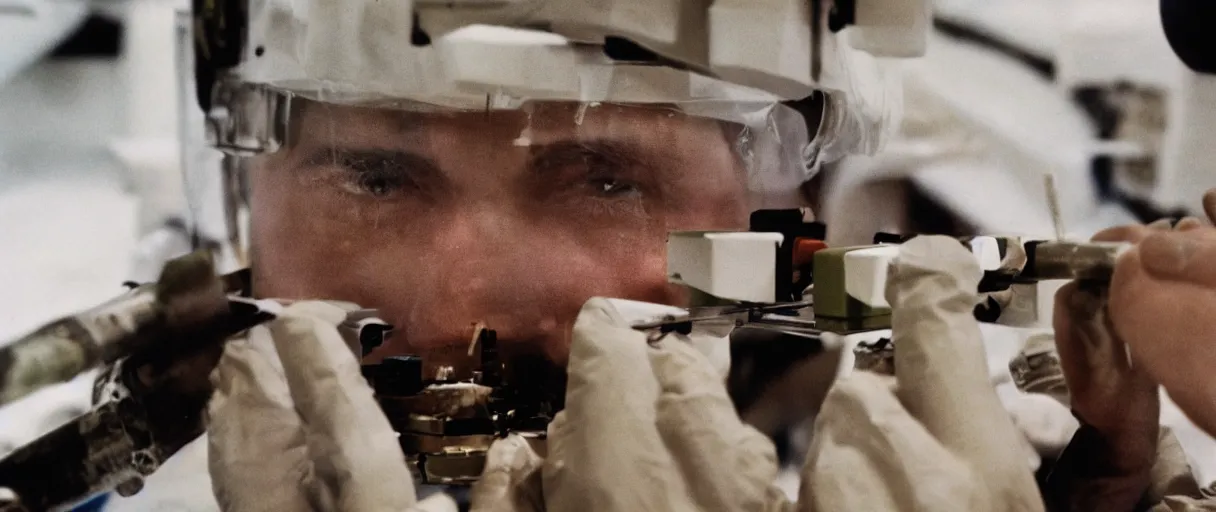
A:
[1109, 249, 1216, 436]
[1051, 282, 1088, 394]
[649, 335, 787, 511]
[1054, 282, 1131, 376]
[469, 435, 545, 512]
[886, 238, 1006, 448]
[887, 236, 1043, 504]
[207, 329, 314, 512]
[1175, 217, 1207, 231]
[1136, 231, 1216, 286]
[268, 301, 417, 511]
[1204, 189, 1216, 225]
[1092, 225, 1153, 244]
[542, 298, 692, 512]
[1149, 218, 1175, 230]
[799, 371, 979, 512]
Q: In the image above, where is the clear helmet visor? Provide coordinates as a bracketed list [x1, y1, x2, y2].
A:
[179, 13, 903, 381]
[183, 91, 814, 376]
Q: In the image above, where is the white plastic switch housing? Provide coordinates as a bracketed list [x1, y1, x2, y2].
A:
[849, 0, 931, 58]
[708, 0, 816, 99]
[667, 231, 784, 303]
[969, 236, 1001, 271]
[843, 245, 901, 308]
[1053, 0, 1216, 213]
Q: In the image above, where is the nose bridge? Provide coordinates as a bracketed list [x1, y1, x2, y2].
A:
[402, 201, 568, 368]
[433, 201, 519, 263]
[416, 200, 552, 320]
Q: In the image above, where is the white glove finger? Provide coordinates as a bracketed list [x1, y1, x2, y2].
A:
[207, 330, 314, 512]
[543, 297, 694, 512]
[888, 237, 1041, 498]
[268, 301, 417, 511]
[409, 493, 460, 512]
[649, 335, 787, 512]
[469, 434, 545, 512]
[799, 372, 979, 512]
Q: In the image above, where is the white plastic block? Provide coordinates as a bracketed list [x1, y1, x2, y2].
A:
[849, 0, 930, 58]
[667, 231, 784, 303]
[708, 0, 816, 99]
[843, 245, 900, 308]
[969, 236, 1001, 271]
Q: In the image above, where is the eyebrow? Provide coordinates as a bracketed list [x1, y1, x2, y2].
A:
[296, 138, 656, 185]
[298, 147, 444, 182]
[526, 139, 648, 173]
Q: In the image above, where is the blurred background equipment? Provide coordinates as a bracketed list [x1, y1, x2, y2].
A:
[1, 0, 1216, 510]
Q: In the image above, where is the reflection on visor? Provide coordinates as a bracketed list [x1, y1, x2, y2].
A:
[247, 100, 764, 366]
[183, 99, 815, 375]
[175, 95, 822, 485]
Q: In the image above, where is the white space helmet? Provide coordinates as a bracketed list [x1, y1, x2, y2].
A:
[176, 0, 926, 270]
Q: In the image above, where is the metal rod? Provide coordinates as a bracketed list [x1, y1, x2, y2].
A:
[631, 301, 812, 331]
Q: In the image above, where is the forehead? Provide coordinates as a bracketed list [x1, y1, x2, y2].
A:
[287, 100, 733, 148]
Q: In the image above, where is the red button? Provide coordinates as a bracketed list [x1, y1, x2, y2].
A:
[792, 238, 828, 267]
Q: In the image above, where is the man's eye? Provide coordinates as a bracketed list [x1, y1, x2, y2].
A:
[348, 169, 409, 198]
[589, 176, 641, 198]
[302, 148, 440, 200]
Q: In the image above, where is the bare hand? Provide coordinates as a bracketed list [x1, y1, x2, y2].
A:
[1106, 191, 1216, 437]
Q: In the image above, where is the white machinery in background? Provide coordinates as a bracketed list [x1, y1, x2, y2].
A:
[1056, 0, 1216, 219]
[0, 1, 88, 87]
[823, 0, 1216, 251]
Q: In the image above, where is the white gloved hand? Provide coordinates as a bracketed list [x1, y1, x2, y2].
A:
[471, 237, 1046, 512]
[803, 236, 1045, 511]
[206, 301, 457, 512]
[468, 296, 789, 512]
[468, 434, 546, 512]
[549, 297, 792, 512]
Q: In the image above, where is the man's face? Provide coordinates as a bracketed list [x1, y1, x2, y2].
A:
[248, 100, 750, 376]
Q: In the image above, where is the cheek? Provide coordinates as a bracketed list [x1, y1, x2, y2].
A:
[248, 169, 377, 301]
[574, 238, 673, 302]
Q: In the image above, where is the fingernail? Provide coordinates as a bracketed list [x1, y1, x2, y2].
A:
[1140, 233, 1194, 278]
[1148, 218, 1172, 230]
[1176, 217, 1205, 231]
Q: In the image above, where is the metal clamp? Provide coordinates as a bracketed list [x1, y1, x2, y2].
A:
[205, 79, 289, 156]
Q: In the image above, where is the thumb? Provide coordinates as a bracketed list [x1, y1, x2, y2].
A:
[800, 372, 977, 512]
[469, 435, 545, 512]
[543, 297, 692, 512]
[207, 328, 314, 512]
[268, 301, 417, 511]
[649, 335, 785, 512]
